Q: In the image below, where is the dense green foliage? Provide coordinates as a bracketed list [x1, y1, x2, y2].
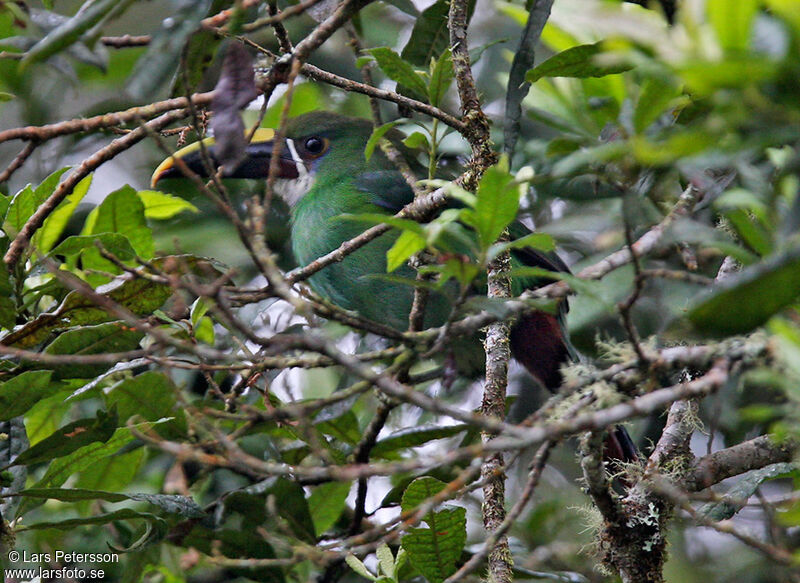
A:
[1, 0, 800, 582]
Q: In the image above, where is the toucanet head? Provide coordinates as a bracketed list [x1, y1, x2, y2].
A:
[151, 111, 380, 206]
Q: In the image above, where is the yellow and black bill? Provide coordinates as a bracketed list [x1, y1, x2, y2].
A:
[150, 128, 301, 188]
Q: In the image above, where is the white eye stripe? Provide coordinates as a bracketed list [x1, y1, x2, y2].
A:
[275, 138, 314, 207]
[285, 138, 309, 179]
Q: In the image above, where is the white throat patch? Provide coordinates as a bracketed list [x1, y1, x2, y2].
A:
[273, 138, 314, 207]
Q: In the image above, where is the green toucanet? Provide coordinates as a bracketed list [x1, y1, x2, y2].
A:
[152, 111, 636, 462]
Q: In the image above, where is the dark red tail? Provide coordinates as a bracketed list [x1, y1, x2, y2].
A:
[510, 310, 638, 465]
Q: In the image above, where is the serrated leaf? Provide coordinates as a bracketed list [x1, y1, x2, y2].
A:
[365, 121, 401, 161]
[137, 190, 199, 219]
[400, 476, 447, 513]
[401, 506, 466, 583]
[387, 230, 426, 272]
[689, 245, 800, 335]
[526, 42, 633, 83]
[368, 47, 428, 101]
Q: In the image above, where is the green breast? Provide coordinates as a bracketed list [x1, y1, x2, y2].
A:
[291, 183, 451, 331]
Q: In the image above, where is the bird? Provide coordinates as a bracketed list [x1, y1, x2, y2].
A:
[152, 111, 636, 463]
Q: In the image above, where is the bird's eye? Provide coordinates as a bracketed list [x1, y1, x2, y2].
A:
[304, 137, 326, 155]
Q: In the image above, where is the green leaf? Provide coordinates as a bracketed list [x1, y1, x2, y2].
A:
[105, 371, 180, 425]
[387, 230, 426, 272]
[764, 0, 800, 35]
[0, 269, 171, 348]
[127, 0, 213, 99]
[699, 462, 797, 521]
[4, 167, 69, 236]
[689, 245, 800, 335]
[21, 0, 135, 68]
[0, 262, 16, 330]
[402, 507, 466, 582]
[723, 209, 772, 256]
[400, 0, 474, 68]
[11, 408, 118, 467]
[24, 392, 72, 447]
[308, 481, 352, 536]
[345, 555, 377, 581]
[86, 185, 153, 258]
[428, 48, 453, 107]
[169, 0, 227, 98]
[633, 76, 680, 134]
[372, 425, 468, 458]
[469, 162, 520, 249]
[21, 507, 166, 532]
[34, 174, 91, 254]
[18, 487, 205, 517]
[0, 417, 28, 519]
[678, 57, 777, 95]
[137, 190, 199, 219]
[376, 543, 396, 579]
[74, 448, 144, 500]
[489, 232, 555, 261]
[365, 121, 401, 161]
[368, 47, 428, 100]
[403, 131, 430, 150]
[193, 315, 215, 344]
[400, 477, 467, 583]
[227, 477, 317, 543]
[525, 42, 633, 83]
[42, 321, 144, 379]
[49, 232, 137, 260]
[316, 410, 363, 445]
[190, 296, 213, 326]
[18, 420, 165, 515]
[400, 475, 446, 513]
[707, 0, 758, 53]
[0, 371, 55, 421]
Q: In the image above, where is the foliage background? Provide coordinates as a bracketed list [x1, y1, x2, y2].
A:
[0, 0, 799, 582]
